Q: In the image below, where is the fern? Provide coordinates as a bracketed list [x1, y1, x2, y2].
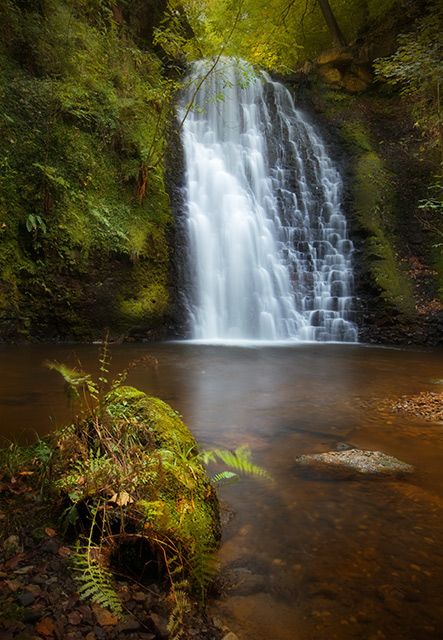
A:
[202, 445, 272, 481]
[71, 543, 123, 618]
[211, 470, 239, 486]
[189, 538, 219, 603]
[167, 581, 191, 639]
[45, 360, 98, 410]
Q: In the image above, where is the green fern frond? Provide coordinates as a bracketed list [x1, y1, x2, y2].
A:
[211, 470, 238, 486]
[189, 539, 219, 603]
[45, 360, 98, 405]
[207, 445, 272, 480]
[71, 545, 123, 618]
[167, 583, 191, 638]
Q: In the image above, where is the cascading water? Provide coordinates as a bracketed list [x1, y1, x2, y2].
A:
[178, 59, 358, 342]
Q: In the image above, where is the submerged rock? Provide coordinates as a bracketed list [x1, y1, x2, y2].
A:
[294, 449, 414, 479]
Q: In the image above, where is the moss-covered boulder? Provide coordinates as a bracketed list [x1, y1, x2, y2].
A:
[53, 385, 221, 606]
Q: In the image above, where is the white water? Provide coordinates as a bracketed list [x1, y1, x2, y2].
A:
[179, 59, 358, 342]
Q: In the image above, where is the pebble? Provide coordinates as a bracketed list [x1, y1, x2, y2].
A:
[93, 625, 106, 637]
[17, 593, 35, 607]
[150, 612, 169, 637]
[116, 617, 141, 632]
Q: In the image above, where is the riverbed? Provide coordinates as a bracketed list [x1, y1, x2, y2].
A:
[1, 342, 442, 639]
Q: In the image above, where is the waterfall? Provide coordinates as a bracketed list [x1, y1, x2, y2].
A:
[178, 59, 358, 343]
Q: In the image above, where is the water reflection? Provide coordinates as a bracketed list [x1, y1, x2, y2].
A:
[0, 343, 442, 639]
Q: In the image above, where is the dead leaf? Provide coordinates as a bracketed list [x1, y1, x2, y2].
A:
[92, 603, 118, 626]
[36, 616, 56, 637]
[67, 610, 82, 625]
[45, 527, 56, 537]
[5, 579, 22, 592]
[65, 593, 79, 608]
[14, 565, 34, 575]
[5, 553, 26, 571]
[58, 546, 71, 557]
[109, 491, 133, 506]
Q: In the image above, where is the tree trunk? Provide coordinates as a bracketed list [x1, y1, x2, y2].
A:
[316, 0, 347, 48]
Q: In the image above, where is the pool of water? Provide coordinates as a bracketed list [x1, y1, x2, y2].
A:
[1, 342, 442, 639]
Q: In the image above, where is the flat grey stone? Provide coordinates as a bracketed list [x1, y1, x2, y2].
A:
[294, 449, 414, 478]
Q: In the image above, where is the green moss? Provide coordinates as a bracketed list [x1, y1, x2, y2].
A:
[348, 129, 417, 318]
[107, 386, 196, 452]
[340, 119, 374, 153]
[120, 283, 169, 325]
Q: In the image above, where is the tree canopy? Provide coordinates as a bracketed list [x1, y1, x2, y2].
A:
[160, 0, 400, 71]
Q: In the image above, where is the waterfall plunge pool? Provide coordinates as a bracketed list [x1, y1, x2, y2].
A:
[1, 341, 443, 640]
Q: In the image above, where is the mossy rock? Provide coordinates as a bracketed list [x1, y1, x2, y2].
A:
[106, 386, 196, 452]
[54, 385, 221, 598]
[104, 385, 221, 547]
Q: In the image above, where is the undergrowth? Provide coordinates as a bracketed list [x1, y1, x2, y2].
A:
[1, 339, 270, 637]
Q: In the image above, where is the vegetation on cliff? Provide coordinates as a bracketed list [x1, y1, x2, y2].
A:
[0, 0, 177, 341]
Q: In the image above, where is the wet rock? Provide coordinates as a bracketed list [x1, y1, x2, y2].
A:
[150, 612, 169, 637]
[336, 442, 355, 451]
[16, 593, 35, 607]
[223, 567, 266, 596]
[317, 48, 354, 66]
[317, 65, 342, 86]
[376, 584, 406, 614]
[294, 449, 414, 479]
[342, 72, 371, 93]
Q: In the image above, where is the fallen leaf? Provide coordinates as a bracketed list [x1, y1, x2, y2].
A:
[45, 527, 56, 537]
[92, 603, 118, 626]
[4, 554, 26, 571]
[67, 610, 82, 625]
[58, 546, 71, 558]
[36, 616, 56, 637]
[78, 604, 92, 615]
[109, 491, 133, 506]
[65, 593, 79, 608]
[5, 579, 22, 592]
[14, 565, 34, 575]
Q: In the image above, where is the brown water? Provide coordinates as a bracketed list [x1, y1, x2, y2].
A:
[1, 342, 443, 639]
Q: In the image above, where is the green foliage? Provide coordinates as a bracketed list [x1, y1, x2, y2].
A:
[0, 0, 176, 339]
[202, 445, 272, 482]
[373, 2, 443, 166]
[343, 124, 416, 317]
[417, 182, 443, 290]
[41, 345, 270, 628]
[71, 521, 124, 619]
[175, 0, 403, 71]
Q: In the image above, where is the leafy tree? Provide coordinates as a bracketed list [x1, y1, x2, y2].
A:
[316, 0, 346, 47]
[175, 0, 402, 71]
[373, 1, 443, 170]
